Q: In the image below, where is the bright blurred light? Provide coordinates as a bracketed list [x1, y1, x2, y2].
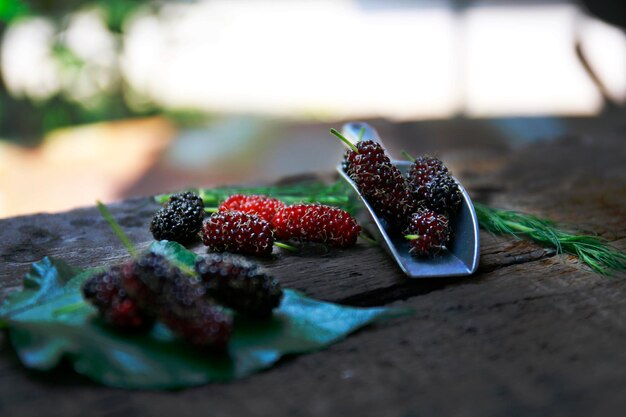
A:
[62, 9, 118, 103]
[3, 0, 626, 119]
[122, 0, 460, 120]
[1, 17, 61, 100]
[464, 3, 602, 116]
[578, 15, 626, 103]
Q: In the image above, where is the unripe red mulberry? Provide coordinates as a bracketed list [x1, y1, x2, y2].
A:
[219, 194, 286, 222]
[272, 204, 361, 247]
[202, 211, 274, 256]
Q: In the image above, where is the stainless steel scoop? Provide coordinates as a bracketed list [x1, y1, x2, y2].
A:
[338, 122, 480, 278]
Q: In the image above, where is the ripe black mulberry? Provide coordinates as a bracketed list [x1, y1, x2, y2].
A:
[122, 252, 233, 350]
[405, 209, 451, 257]
[150, 191, 205, 243]
[195, 253, 283, 318]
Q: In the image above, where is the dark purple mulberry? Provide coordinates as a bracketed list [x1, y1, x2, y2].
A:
[343, 141, 416, 228]
[408, 155, 448, 188]
[82, 265, 154, 331]
[121, 252, 232, 350]
[195, 253, 283, 318]
[408, 156, 461, 215]
[415, 172, 462, 216]
[405, 209, 451, 257]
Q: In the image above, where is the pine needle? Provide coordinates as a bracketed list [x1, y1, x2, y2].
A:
[474, 202, 626, 275]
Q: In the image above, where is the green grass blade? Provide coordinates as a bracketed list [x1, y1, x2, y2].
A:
[97, 201, 138, 258]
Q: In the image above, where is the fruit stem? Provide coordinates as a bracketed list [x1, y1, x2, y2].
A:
[97, 201, 138, 258]
[404, 234, 420, 240]
[358, 127, 365, 141]
[274, 241, 299, 253]
[330, 128, 359, 153]
[401, 150, 416, 162]
[204, 207, 219, 213]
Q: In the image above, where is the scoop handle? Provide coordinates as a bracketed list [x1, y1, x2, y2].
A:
[341, 122, 387, 150]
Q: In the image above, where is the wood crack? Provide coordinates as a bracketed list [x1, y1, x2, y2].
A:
[339, 249, 562, 307]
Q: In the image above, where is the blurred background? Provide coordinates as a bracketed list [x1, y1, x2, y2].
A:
[0, 0, 624, 218]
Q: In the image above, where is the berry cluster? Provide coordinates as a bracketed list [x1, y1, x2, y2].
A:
[82, 251, 283, 350]
[196, 253, 283, 317]
[82, 266, 154, 331]
[200, 196, 360, 255]
[332, 129, 460, 257]
[150, 192, 205, 243]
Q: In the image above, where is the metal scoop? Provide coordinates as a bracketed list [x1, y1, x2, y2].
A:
[338, 122, 480, 278]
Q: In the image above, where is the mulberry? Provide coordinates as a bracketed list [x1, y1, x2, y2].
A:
[121, 252, 232, 350]
[413, 172, 462, 216]
[150, 191, 205, 243]
[201, 211, 274, 256]
[405, 209, 451, 257]
[196, 253, 283, 318]
[272, 204, 361, 247]
[82, 266, 154, 331]
[408, 155, 448, 188]
[342, 141, 416, 228]
[219, 194, 286, 222]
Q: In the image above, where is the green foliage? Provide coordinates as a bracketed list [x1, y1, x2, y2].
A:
[156, 180, 361, 215]
[0, 241, 409, 389]
[94, 0, 145, 33]
[0, 0, 29, 23]
[0, 0, 163, 139]
[475, 202, 626, 275]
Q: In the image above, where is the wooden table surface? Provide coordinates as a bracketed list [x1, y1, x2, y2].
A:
[1, 116, 625, 417]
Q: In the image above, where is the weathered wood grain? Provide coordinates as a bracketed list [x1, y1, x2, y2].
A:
[0, 116, 625, 417]
[0, 198, 555, 305]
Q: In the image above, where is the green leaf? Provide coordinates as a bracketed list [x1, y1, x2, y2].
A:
[0, 257, 80, 318]
[149, 240, 199, 273]
[1, 243, 410, 389]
